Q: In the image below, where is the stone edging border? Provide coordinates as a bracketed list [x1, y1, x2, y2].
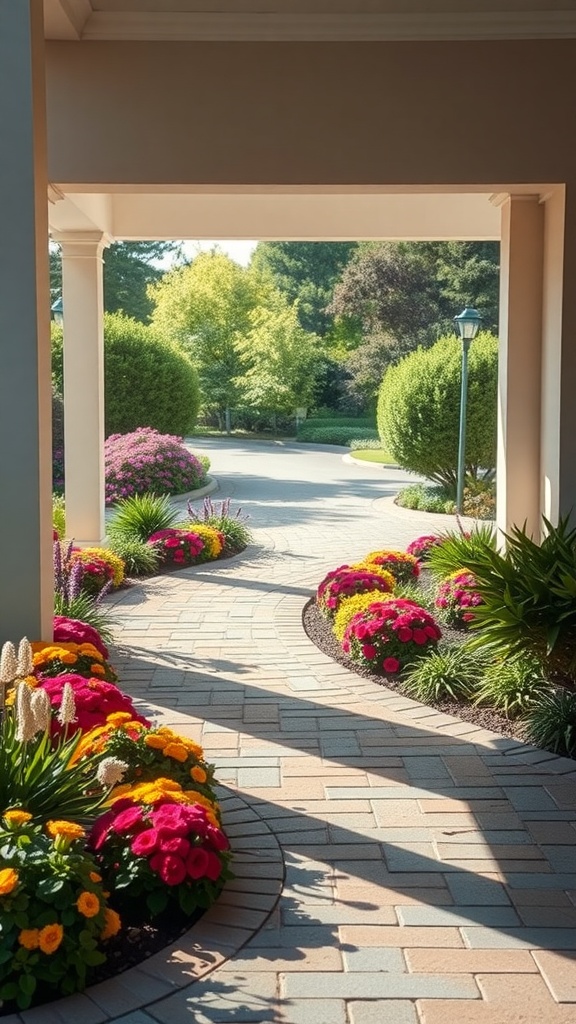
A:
[10, 790, 284, 1024]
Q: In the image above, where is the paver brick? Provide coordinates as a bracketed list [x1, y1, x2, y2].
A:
[416, 1000, 576, 1023]
[406, 949, 538, 973]
[280, 971, 480, 999]
[532, 950, 576, 1002]
[340, 926, 464, 947]
[347, 999, 419, 1023]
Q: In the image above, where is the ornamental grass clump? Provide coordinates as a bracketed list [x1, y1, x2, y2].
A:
[0, 814, 120, 1009]
[435, 570, 484, 628]
[342, 597, 442, 674]
[317, 564, 396, 620]
[363, 549, 420, 585]
[105, 428, 207, 505]
[186, 496, 252, 555]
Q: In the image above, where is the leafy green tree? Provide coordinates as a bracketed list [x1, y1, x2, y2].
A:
[49, 241, 183, 323]
[377, 332, 498, 488]
[235, 300, 321, 422]
[251, 242, 358, 337]
[330, 241, 499, 348]
[52, 312, 200, 436]
[149, 251, 272, 431]
[343, 331, 404, 414]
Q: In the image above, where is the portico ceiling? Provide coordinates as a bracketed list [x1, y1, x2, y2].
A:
[44, 0, 576, 41]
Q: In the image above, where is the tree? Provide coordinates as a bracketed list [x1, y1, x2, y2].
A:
[377, 332, 498, 489]
[343, 331, 405, 414]
[235, 300, 321, 423]
[251, 242, 358, 337]
[149, 251, 272, 431]
[52, 312, 200, 437]
[329, 241, 500, 348]
[49, 241, 183, 323]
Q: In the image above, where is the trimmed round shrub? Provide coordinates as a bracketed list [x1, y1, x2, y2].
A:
[342, 598, 442, 674]
[105, 429, 206, 505]
[363, 550, 420, 585]
[435, 570, 484, 628]
[52, 312, 200, 437]
[317, 564, 396, 619]
[377, 332, 498, 489]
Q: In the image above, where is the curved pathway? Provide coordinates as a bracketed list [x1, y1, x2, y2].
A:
[41, 443, 576, 1024]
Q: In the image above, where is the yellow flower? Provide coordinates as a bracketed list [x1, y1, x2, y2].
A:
[46, 820, 85, 841]
[0, 867, 19, 895]
[18, 929, 40, 950]
[60, 652, 77, 665]
[38, 923, 64, 955]
[144, 734, 167, 750]
[184, 740, 204, 758]
[190, 766, 207, 784]
[76, 891, 100, 918]
[163, 742, 188, 763]
[89, 871, 102, 883]
[107, 712, 132, 726]
[78, 643, 103, 660]
[100, 908, 122, 940]
[3, 809, 32, 826]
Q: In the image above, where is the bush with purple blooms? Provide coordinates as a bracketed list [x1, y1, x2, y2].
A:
[435, 570, 484, 628]
[105, 429, 207, 506]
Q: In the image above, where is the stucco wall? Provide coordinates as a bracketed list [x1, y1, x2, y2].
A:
[45, 40, 576, 187]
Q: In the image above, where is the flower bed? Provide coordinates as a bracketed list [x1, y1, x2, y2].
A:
[0, 634, 231, 1012]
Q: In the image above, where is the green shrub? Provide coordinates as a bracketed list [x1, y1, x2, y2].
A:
[297, 426, 379, 446]
[474, 654, 548, 719]
[524, 689, 576, 756]
[396, 483, 455, 515]
[349, 437, 385, 451]
[300, 417, 376, 430]
[402, 644, 483, 703]
[52, 494, 66, 540]
[107, 493, 179, 542]
[52, 312, 201, 437]
[377, 332, 498, 489]
[463, 516, 576, 679]
[426, 523, 497, 581]
[107, 535, 161, 577]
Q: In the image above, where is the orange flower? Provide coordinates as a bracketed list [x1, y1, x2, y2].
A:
[90, 664, 105, 676]
[89, 871, 102, 883]
[144, 734, 167, 750]
[46, 820, 85, 841]
[60, 652, 77, 665]
[18, 929, 40, 950]
[76, 891, 100, 918]
[190, 766, 207, 784]
[100, 908, 122, 940]
[3, 809, 32, 826]
[38, 923, 64, 955]
[107, 712, 132, 726]
[0, 867, 19, 895]
[163, 742, 188, 763]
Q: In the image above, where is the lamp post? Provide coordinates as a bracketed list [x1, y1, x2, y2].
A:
[51, 296, 63, 326]
[453, 306, 483, 514]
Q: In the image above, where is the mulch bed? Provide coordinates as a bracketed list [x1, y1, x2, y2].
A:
[302, 598, 526, 742]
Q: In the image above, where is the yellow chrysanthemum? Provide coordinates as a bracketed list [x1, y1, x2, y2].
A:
[46, 820, 86, 841]
[100, 907, 122, 940]
[18, 929, 40, 950]
[3, 809, 32, 826]
[0, 867, 19, 895]
[183, 739, 204, 757]
[144, 734, 168, 750]
[190, 766, 207, 784]
[163, 742, 188, 763]
[107, 712, 133, 726]
[60, 652, 78, 665]
[78, 643, 103, 659]
[76, 891, 100, 918]
[38, 923, 64, 955]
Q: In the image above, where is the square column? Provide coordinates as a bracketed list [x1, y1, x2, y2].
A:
[496, 195, 544, 538]
[0, 2, 53, 643]
[53, 231, 109, 546]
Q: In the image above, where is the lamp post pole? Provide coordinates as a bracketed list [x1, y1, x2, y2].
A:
[453, 306, 483, 515]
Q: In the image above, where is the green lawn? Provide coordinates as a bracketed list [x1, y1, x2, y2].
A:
[350, 448, 396, 465]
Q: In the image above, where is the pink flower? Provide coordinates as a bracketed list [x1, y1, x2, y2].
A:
[159, 836, 191, 857]
[206, 825, 230, 852]
[397, 627, 412, 642]
[362, 644, 377, 660]
[131, 828, 161, 856]
[412, 629, 428, 645]
[204, 850, 223, 881]
[383, 657, 400, 673]
[111, 807, 144, 834]
[186, 846, 210, 879]
[149, 852, 188, 886]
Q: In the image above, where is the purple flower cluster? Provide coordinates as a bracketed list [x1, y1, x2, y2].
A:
[104, 428, 206, 505]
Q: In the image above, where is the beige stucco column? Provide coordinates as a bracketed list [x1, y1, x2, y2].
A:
[496, 195, 544, 538]
[0, 2, 53, 644]
[53, 231, 110, 546]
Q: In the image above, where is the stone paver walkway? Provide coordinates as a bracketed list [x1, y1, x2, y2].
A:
[42, 443, 576, 1023]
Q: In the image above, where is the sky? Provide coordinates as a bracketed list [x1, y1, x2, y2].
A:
[179, 240, 258, 266]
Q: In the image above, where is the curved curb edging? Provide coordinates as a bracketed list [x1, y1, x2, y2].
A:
[342, 452, 399, 469]
[170, 475, 219, 506]
[11, 791, 284, 1024]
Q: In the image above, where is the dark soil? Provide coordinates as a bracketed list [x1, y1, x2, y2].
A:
[302, 598, 526, 743]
